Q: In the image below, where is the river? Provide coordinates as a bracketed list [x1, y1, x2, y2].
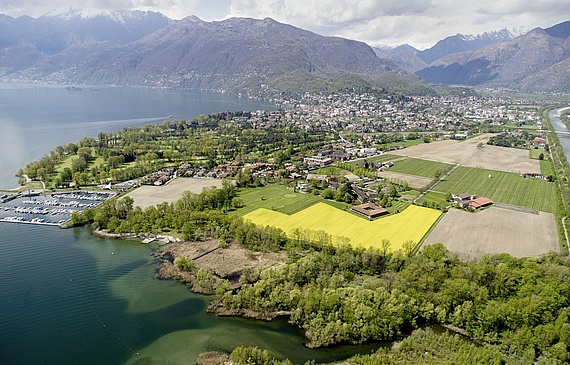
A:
[0, 83, 381, 365]
[549, 107, 570, 165]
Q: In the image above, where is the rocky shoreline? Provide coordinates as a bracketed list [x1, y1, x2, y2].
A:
[206, 300, 291, 321]
[153, 239, 286, 296]
[92, 229, 181, 244]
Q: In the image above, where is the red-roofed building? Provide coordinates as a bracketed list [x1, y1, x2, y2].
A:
[470, 197, 494, 209]
[351, 202, 389, 219]
[533, 137, 546, 148]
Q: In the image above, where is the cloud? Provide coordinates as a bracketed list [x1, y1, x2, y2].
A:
[229, 0, 434, 27]
[476, 0, 570, 16]
[0, 0, 567, 49]
[0, 0, 200, 19]
[226, 0, 569, 49]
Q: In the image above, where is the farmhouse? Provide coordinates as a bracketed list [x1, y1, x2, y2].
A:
[470, 197, 494, 209]
[532, 137, 546, 148]
[452, 193, 475, 207]
[376, 161, 394, 170]
[451, 193, 492, 209]
[351, 185, 379, 203]
[306, 173, 328, 182]
[351, 202, 389, 219]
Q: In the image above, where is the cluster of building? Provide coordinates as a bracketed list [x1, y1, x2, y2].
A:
[451, 193, 494, 209]
[255, 92, 544, 135]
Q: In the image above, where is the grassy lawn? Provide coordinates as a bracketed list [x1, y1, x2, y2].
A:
[244, 203, 441, 251]
[54, 154, 75, 173]
[434, 166, 558, 213]
[389, 158, 453, 179]
[386, 201, 411, 214]
[416, 191, 450, 207]
[91, 156, 105, 167]
[541, 160, 554, 176]
[529, 148, 547, 160]
[231, 184, 322, 216]
[312, 166, 350, 176]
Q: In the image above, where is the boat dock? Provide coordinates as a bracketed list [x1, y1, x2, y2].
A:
[0, 217, 63, 227]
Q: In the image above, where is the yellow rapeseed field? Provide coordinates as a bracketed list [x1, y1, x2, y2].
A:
[244, 202, 441, 251]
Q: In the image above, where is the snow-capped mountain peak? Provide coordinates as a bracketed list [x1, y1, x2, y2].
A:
[41, 6, 163, 24]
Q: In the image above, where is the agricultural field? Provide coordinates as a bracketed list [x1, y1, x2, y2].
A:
[231, 184, 321, 216]
[434, 166, 558, 213]
[462, 145, 540, 174]
[388, 158, 452, 179]
[352, 154, 451, 187]
[351, 153, 402, 167]
[244, 203, 441, 251]
[126, 178, 222, 209]
[377, 171, 432, 189]
[423, 207, 560, 261]
[392, 134, 493, 164]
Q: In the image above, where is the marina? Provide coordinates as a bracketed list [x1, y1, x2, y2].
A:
[0, 190, 115, 228]
[0, 216, 61, 227]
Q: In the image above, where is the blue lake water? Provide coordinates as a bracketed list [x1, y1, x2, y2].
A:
[0, 82, 274, 189]
[0, 83, 381, 365]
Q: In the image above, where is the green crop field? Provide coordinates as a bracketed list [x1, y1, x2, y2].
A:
[434, 166, 558, 213]
[244, 203, 441, 251]
[389, 158, 452, 179]
[231, 185, 322, 216]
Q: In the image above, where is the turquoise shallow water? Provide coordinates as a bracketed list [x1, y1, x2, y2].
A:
[0, 224, 381, 365]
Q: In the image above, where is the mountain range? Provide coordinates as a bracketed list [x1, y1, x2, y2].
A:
[415, 22, 570, 91]
[0, 8, 568, 94]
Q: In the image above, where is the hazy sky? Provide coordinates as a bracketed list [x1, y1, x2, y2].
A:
[1, 0, 569, 49]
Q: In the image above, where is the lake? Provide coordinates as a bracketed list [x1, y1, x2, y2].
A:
[0, 83, 380, 365]
[0, 82, 274, 190]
